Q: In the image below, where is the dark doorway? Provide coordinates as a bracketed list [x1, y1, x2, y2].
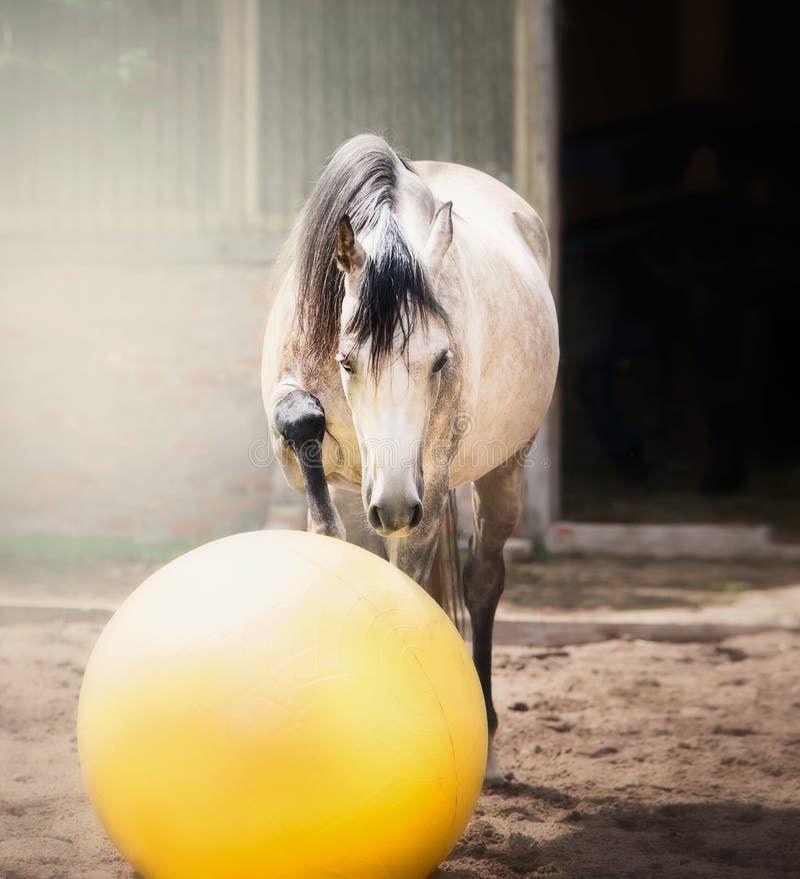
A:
[558, 0, 799, 538]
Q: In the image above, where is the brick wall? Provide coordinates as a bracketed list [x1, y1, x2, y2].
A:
[0, 255, 306, 542]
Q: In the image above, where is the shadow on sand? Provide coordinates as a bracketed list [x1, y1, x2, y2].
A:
[433, 787, 800, 879]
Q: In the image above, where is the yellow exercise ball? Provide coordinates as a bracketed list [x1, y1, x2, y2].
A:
[78, 530, 487, 879]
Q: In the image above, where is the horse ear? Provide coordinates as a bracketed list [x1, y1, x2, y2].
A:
[335, 215, 365, 274]
[424, 201, 453, 280]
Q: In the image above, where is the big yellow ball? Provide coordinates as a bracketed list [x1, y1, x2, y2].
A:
[78, 530, 487, 879]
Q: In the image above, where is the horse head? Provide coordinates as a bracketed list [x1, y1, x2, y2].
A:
[334, 202, 454, 538]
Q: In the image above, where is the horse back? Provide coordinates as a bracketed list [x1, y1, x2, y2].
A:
[412, 160, 550, 281]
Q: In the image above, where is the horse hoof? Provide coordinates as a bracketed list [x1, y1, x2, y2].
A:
[483, 748, 506, 785]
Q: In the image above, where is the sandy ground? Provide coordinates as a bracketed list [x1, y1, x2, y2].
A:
[2, 615, 798, 879]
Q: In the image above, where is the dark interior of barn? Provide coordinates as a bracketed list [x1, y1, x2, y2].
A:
[558, 0, 799, 537]
[559, 0, 800, 539]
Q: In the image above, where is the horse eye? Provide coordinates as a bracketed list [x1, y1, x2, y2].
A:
[336, 353, 354, 374]
[432, 351, 449, 374]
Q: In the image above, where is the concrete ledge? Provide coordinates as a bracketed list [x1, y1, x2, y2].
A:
[489, 585, 800, 646]
[456, 537, 534, 563]
[545, 522, 800, 561]
[490, 618, 795, 647]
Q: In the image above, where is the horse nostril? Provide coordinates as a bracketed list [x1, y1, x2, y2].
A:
[367, 500, 422, 534]
[367, 504, 383, 531]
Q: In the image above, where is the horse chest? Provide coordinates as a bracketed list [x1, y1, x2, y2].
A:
[317, 398, 362, 486]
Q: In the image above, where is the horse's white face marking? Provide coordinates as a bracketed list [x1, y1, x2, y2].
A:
[333, 204, 454, 538]
[337, 300, 450, 538]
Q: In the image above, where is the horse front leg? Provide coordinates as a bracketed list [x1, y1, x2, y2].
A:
[330, 486, 388, 559]
[463, 450, 527, 784]
[273, 390, 345, 539]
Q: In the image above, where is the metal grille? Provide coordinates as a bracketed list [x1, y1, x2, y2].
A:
[258, 0, 514, 226]
[0, 0, 514, 234]
[0, 0, 221, 233]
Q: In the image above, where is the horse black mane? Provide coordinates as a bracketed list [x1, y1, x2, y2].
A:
[294, 134, 447, 375]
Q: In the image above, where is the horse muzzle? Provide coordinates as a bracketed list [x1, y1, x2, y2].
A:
[367, 495, 423, 538]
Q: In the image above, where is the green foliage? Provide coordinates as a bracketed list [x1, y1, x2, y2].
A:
[0, 0, 214, 97]
[724, 580, 747, 595]
[533, 536, 552, 563]
[0, 532, 201, 569]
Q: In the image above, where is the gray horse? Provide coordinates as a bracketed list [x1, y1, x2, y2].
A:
[262, 135, 558, 779]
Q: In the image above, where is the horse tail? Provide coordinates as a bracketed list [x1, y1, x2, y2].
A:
[426, 490, 465, 632]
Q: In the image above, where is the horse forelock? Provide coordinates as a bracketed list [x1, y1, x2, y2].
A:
[345, 213, 448, 375]
[294, 135, 447, 377]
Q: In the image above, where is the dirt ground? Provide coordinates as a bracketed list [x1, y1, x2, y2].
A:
[2, 611, 798, 879]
